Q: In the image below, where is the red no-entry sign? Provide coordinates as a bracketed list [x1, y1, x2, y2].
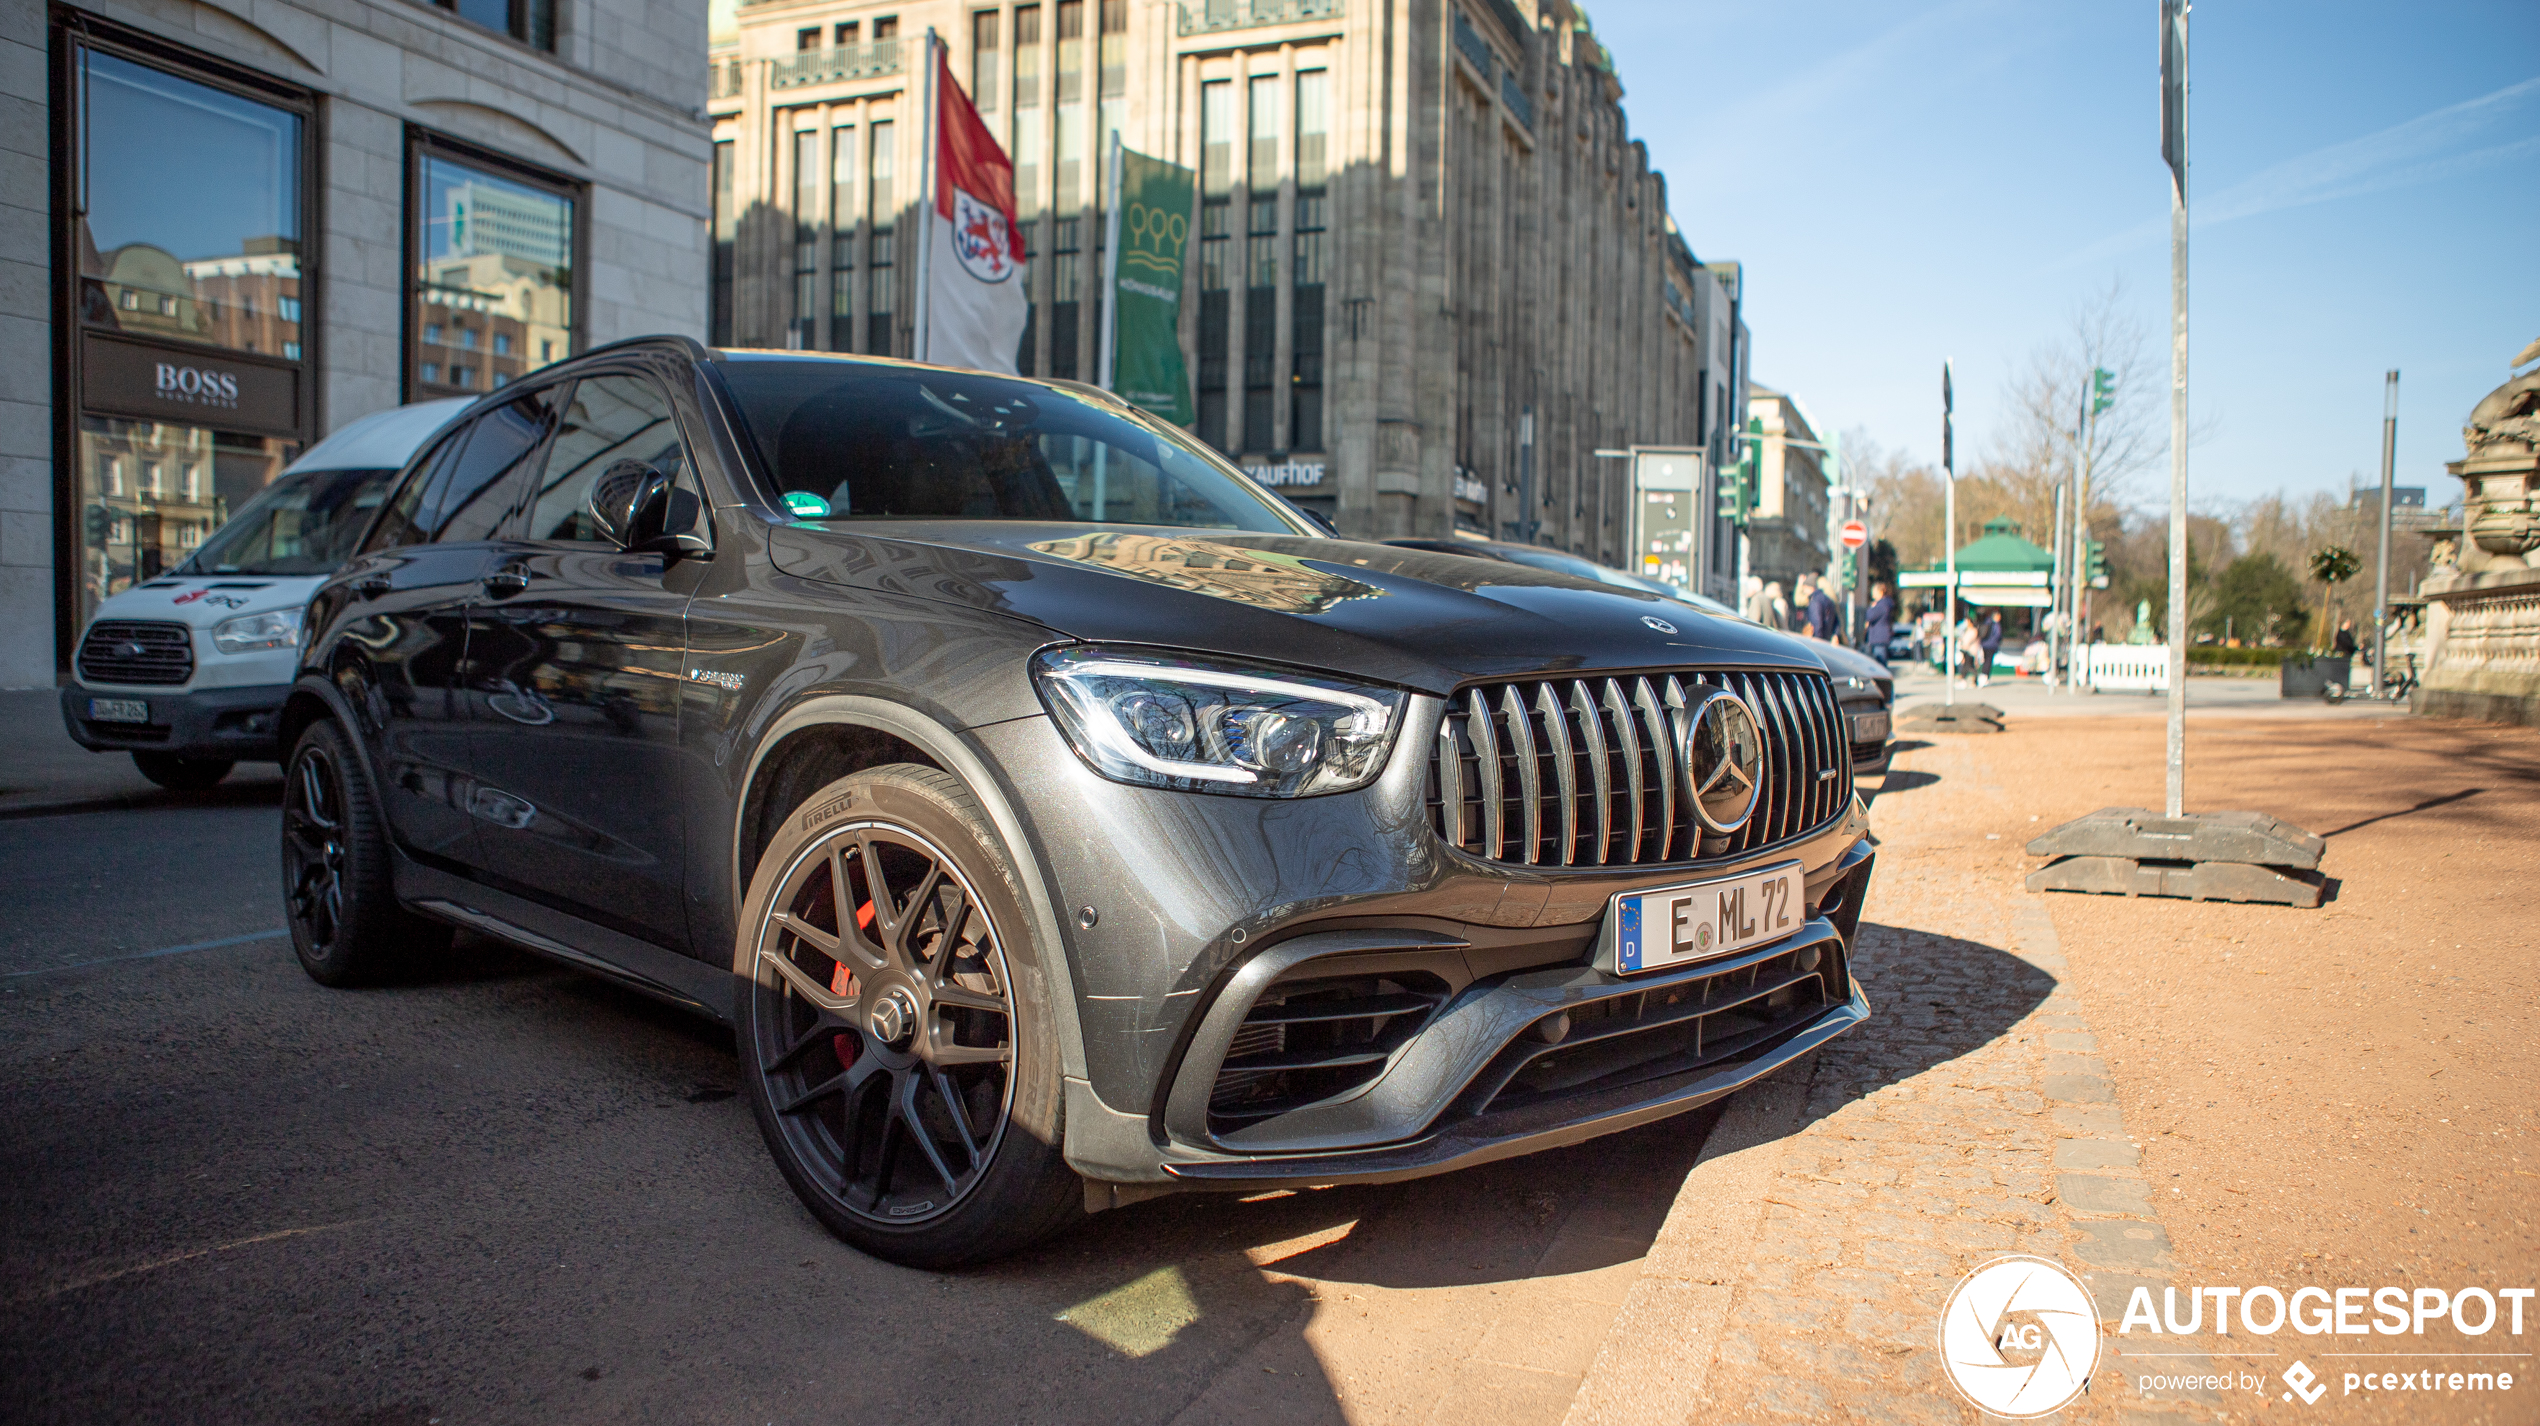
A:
[1839, 520, 1868, 550]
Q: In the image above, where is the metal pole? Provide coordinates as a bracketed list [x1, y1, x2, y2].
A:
[911, 29, 939, 364]
[2373, 369, 2398, 699]
[2050, 483, 2065, 687]
[1097, 131, 1123, 391]
[2162, 2, 2189, 820]
[1943, 360, 1957, 709]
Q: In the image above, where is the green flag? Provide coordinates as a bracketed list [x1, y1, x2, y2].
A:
[1103, 145, 1195, 425]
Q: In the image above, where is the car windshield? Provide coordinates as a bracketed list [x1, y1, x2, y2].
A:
[718, 358, 1304, 533]
[181, 467, 404, 576]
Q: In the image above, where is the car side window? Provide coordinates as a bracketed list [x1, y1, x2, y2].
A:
[431, 392, 555, 543]
[525, 374, 696, 543]
[360, 430, 465, 554]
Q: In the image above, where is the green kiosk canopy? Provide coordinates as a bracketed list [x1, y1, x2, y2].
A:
[1897, 517, 2055, 607]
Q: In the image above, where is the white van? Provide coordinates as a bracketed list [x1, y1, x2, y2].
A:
[61, 398, 473, 789]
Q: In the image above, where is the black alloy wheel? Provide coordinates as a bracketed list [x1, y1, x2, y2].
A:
[281, 721, 449, 986]
[739, 766, 1079, 1266]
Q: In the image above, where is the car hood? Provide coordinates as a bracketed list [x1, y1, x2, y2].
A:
[764, 521, 1830, 696]
[88, 574, 325, 631]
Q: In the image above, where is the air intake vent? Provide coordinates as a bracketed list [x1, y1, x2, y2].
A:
[77, 621, 195, 687]
[1427, 670, 1851, 868]
[1207, 972, 1448, 1134]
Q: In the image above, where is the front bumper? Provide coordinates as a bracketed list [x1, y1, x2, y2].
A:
[60, 681, 291, 761]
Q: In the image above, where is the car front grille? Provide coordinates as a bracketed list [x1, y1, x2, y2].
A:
[1426, 670, 1853, 868]
[1207, 970, 1450, 1136]
[77, 621, 195, 687]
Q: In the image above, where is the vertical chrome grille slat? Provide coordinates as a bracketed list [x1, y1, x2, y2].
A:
[1502, 685, 1541, 866]
[1631, 678, 1673, 864]
[1571, 682, 1610, 866]
[1430, 670, 1846, 869]
[1468, 688, 1503, 861]
[1538, 683, 1578, 866]
[1604, 678, 1644, 864]
[1435, 719, 1465, 851]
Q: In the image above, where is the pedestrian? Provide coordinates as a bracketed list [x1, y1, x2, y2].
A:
[1804, 572, 1838, 642]
[1863, 581, 1896, 668]
[1953, 615, 1981, 684]
[1978, 609, 2003, 686]
[1763, 580, 1790, 631]
[2333, 619, 2358, 658]
[1741, 574, 1767, 624]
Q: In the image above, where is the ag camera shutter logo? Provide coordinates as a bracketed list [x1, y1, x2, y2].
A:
[1938, 1255, 2102, 1417]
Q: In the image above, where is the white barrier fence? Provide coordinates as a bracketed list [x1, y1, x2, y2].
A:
[2074, 643, 2169, 693]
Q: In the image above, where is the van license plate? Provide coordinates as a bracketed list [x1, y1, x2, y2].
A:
[88, 698, 149, 724]
[1609, 861, 1803, 974]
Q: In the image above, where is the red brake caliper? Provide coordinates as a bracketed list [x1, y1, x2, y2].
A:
[829, 900, 878, 1069]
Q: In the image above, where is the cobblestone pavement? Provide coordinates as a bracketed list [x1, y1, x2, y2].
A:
[1570, 735, 2232, 1426]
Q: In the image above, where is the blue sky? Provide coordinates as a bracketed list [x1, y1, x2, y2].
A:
[1594, 0, 2540, 514]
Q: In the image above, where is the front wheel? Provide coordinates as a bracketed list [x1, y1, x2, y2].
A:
[281, 721, 450, 986]
[736, 765, 1080, 1268]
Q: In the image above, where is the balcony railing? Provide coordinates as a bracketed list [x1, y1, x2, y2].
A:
[768, 39, 904, 90]
[1452, 11, 1496, 83]
[709, 57, 745, 100]
[1176, 0, 1345, 37]
[1500, 70, 1533, 130]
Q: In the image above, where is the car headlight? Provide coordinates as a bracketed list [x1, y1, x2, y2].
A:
[211, 607, 304, 654]
[1032, 646, 1406, 798]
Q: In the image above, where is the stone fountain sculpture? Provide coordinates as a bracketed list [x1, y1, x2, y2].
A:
[2417, 339, 2540, 724]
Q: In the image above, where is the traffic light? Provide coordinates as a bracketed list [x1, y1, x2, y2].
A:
[2086, 539, 2109, 588]
[1836, 550, 1857, 587]
[1719, 420, 1760, 524]
[84, 503, 110, 547]
[2090, 367, 2116, 416]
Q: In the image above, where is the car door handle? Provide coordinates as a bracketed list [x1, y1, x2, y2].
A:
[481, 566, 531, 597]
[354, 575, 392, 600]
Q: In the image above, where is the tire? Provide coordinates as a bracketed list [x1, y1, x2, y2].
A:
[133, 751, 233, 791]
[735, 764, 1081, 1268]
[280, 720, 451, 987]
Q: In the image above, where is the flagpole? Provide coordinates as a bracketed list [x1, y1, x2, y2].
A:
[912, 28, 939, 364]
[1097, 132, 1124, 391]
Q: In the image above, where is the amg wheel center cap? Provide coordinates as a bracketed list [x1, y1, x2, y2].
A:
[866, 986, 920, 1047]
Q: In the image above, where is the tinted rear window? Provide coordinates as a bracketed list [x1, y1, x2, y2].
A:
[718, 359, 1302, 533]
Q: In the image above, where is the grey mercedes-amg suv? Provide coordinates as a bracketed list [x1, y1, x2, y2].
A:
[282, 338, 1874, 1265]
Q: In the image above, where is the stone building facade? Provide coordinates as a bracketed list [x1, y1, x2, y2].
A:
[1744, 383, 1831, 595]
[3, 0, 710, 686]
[708, 0, 1746, 593]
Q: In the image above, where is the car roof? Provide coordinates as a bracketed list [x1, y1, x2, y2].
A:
[284, 398, 474, 475]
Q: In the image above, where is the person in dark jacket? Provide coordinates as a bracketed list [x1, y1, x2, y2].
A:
[2333, 620, 2358, 657]
[1804, 573, 1839, 641]
[1863, 582, 1896, 666]
[1977, 609, 2003, 687]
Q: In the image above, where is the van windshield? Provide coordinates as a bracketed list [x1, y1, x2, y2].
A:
[719, 358, 1305, 534]
[181, 467, 403, 576]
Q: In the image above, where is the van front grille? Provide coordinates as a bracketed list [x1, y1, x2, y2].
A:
[78, 621, 195, 687]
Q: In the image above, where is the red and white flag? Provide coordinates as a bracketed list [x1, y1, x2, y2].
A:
[923, 42, 1028, 373]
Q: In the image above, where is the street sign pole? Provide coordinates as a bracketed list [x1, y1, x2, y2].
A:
[1943, 360, 1957, 710]
[2373, 370, 2398, 699]
[2161, 0, 2190, 820]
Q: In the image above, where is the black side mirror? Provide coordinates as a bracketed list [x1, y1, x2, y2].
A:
[591, 459, 711, 561]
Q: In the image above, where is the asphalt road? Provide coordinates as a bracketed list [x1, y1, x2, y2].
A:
[0, 791, 1717, 1425]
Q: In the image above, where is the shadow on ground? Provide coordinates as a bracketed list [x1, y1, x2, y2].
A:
[1787, 920, 2059, 1135]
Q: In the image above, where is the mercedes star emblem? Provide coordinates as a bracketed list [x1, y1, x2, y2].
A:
[1682, 687, 1764, 833]
[1641, 615, 1678, 635]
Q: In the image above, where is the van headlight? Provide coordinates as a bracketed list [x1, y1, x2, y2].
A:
[211, 608, 304, 654]
[1032, 646, 1405, 798]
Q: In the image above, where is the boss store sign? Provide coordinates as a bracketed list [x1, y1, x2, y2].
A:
[79, 332, 301, 440]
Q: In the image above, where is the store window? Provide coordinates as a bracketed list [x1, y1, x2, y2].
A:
[65, 38, 311, 636]
[829, 124, 856, 351]
[1195, 79, 1232, 451]
[791, 128, 820, 348]
[1291, 70, 1329, 452]
[410, 135, 579, 402]
[866, 121, 897, 355]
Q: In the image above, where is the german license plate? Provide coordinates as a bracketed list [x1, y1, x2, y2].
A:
[1609, 861, 1804, 974]
[1850, 709, 1890, 742]
[88, 697, 149, 724]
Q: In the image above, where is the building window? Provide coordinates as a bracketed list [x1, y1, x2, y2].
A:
[792, 129, 821, 348]
[711, 138, 735, 345]
[1291, 70, 1328, 453]
[1049, 217, 1081, 380]
[1196, 78, 1232, 451]
[1054, 1, 1084, 212]
[1241, 74, 1280, 453]
[972, 11, 999, 111]
[1096, 0, 1126, 205]
[835, 21, 860, 46]
[829, 124, 856, 351]
[410, 136, 578, 401]
[798, 27, 821, 50]
[866, 120, 896, 355]
[431, 0, 555, 51]
[422, 362, 441, 383]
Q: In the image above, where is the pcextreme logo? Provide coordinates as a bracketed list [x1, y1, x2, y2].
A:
[1937, 1255, 2101, 1418]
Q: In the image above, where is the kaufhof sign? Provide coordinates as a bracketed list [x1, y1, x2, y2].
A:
[81, 333, 300, 439]
[1243, 460, 1326, 490]
[1937, 1255, 2531, 1415]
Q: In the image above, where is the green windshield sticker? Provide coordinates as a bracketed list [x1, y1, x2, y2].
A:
[782, 491, 831, 518]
